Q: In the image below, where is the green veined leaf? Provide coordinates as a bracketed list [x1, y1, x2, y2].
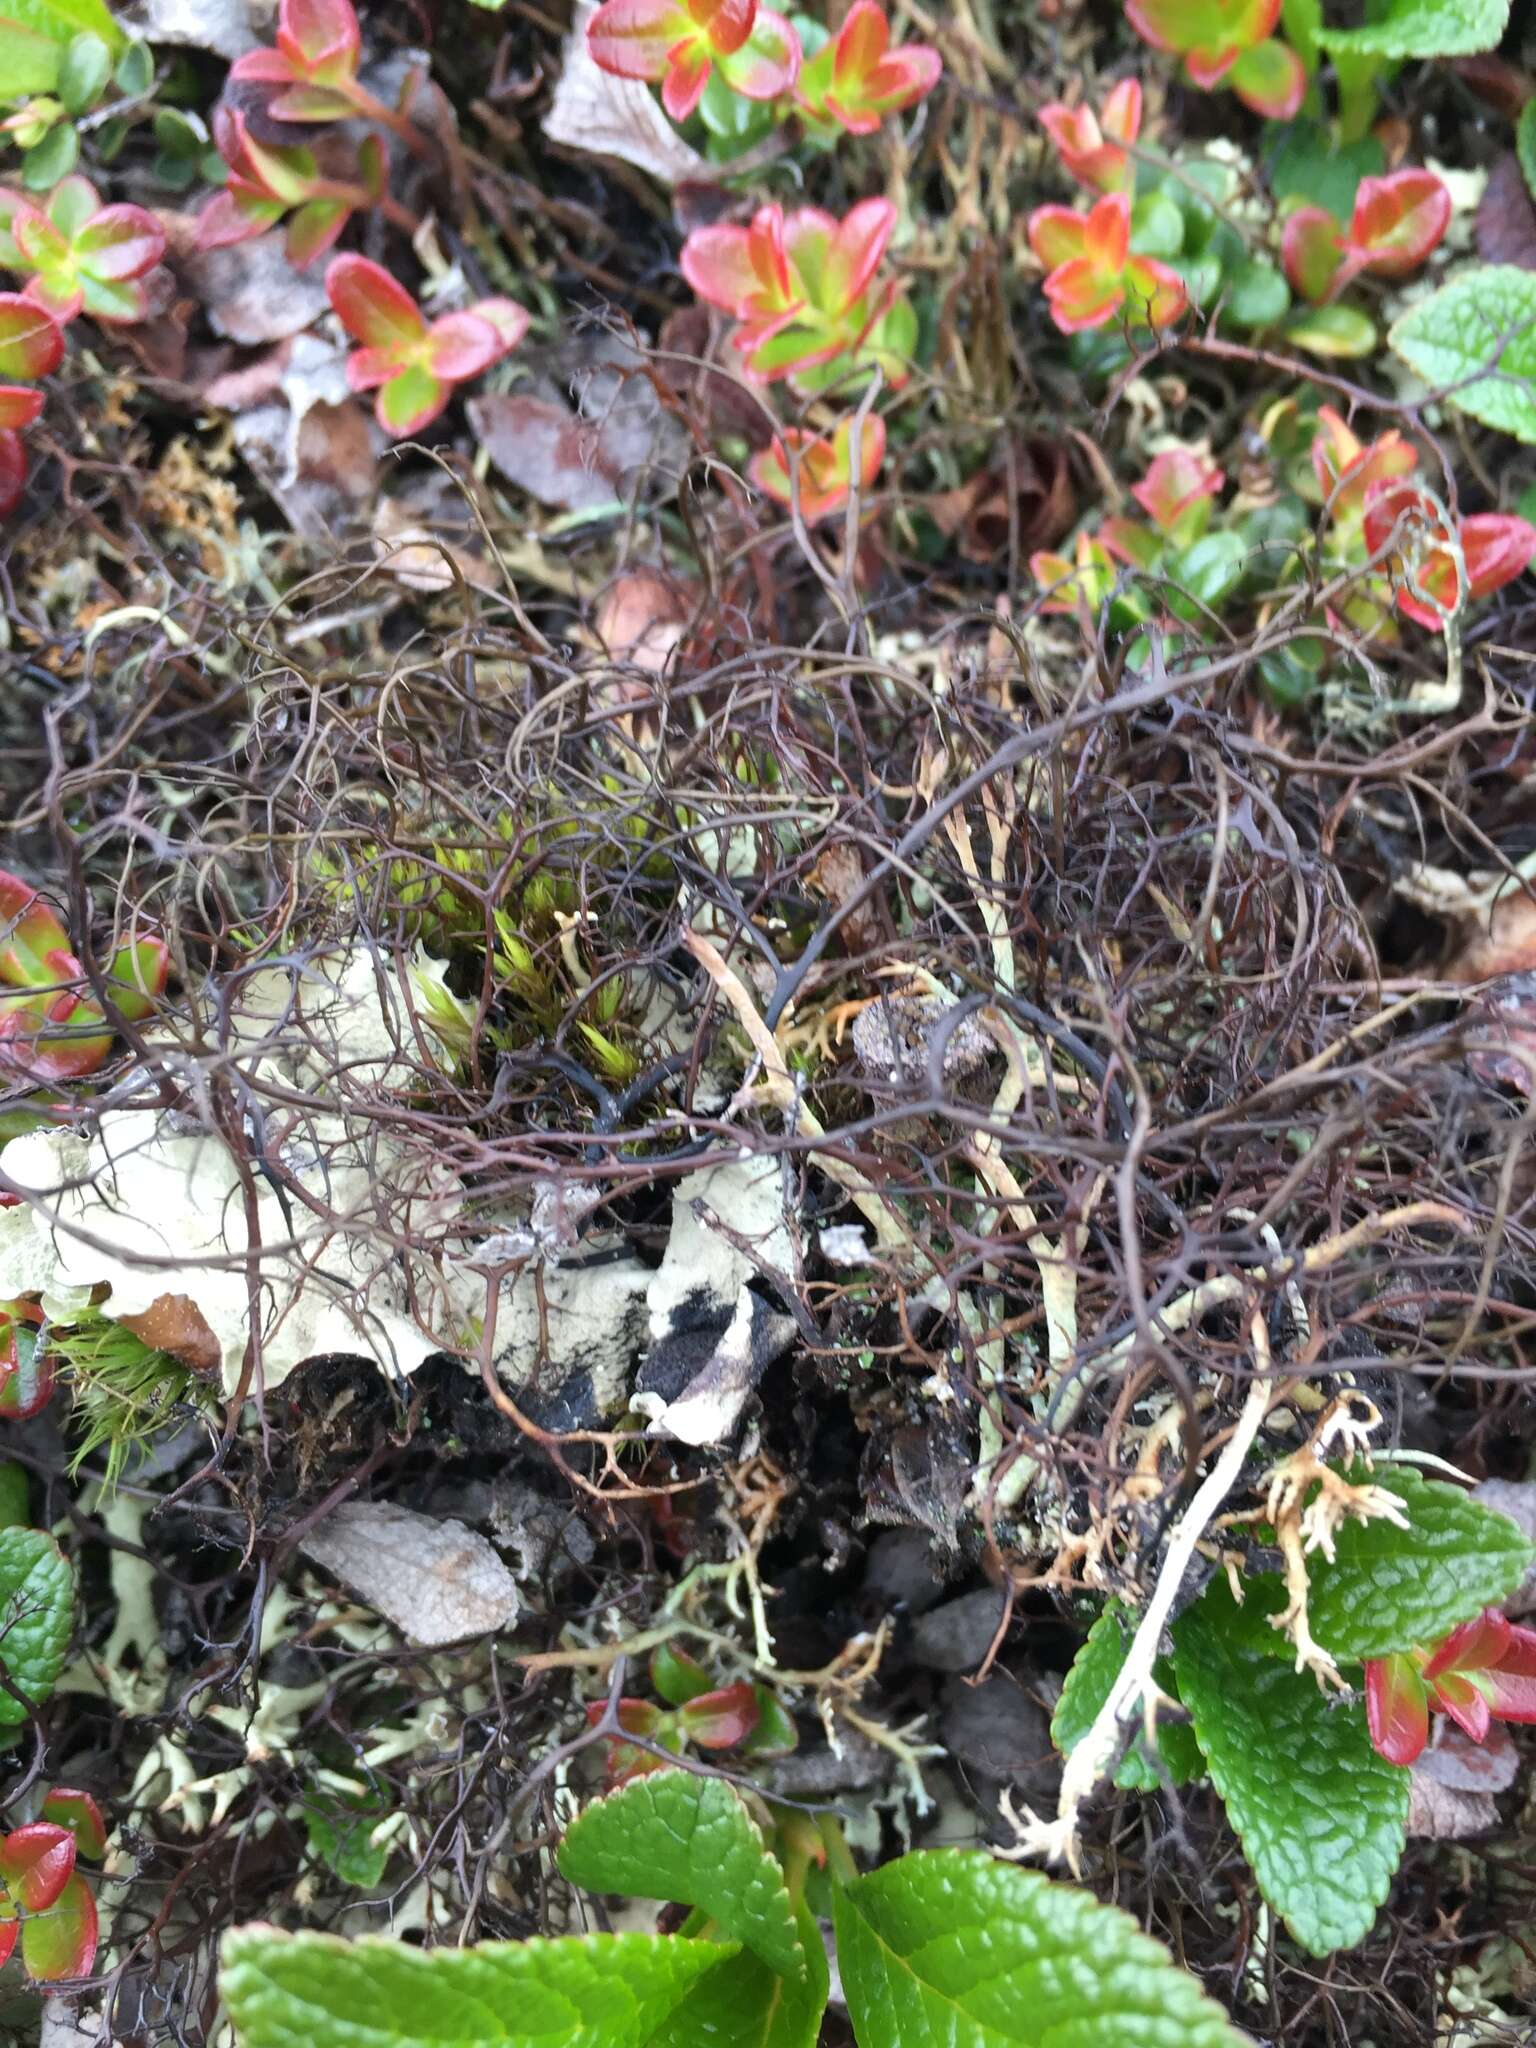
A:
[1172, 1576, 1408, 1957]
[649, 1901, 828, 2048]
[1390, 264, 1536, 443]
[557, 1771, 809, 1982]
[832, 1849, 1252, 2047]
[1317, 0, 1509, 59]
[219, 1927, 739, 2048]
[1302, 1462, 1534, 1658]
[0, 1526, 74, 1725]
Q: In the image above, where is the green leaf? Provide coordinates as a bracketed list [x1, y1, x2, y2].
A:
[1225, 259, 1290, 328]
[220, 1928, 739, 2048]
[1318, 0, 1508, 58]
[1390, 265, 1536, 442]
[0, 0, 121, 51]
[1172, 1577, 1408, 1957]
[56, 30, 110, 114]
[1129, 189, 1186, 260]
[0, 1526, 73, 1724]
[113, 37, 153, 94]
[1168, 531, 1248, 617]
[651, 1902, 828, 2048]
[1266, 119, 1383, 223]
[0, 19, 63, 93]
[1302, 1462, 1535, 1658]
[1282, 0, 1323, 71]
[0, 1464, 30, 1531]
[1519, 100, 1536, 205]
[557, 1771, 807, 1981]
[833, 1849, 1251, 2047]
[1285, 302, 1377, 356]
[21, 120, 78, 189]
[1051, 1605, 1203, 1791]
[302, 1791, 391, 1890]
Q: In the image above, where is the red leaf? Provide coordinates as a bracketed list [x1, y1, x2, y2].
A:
[661, 41, 713, 121]
[1422, 1609, 1511, 1681]
[0, 293, 63, 381]
[1460, 513, 1536, 599]
[1038, 81, 1139, 193]
[1350, 168, 1451, 277]
[0, 1825, 76, 1913]
[470, 298, 531, 353]
[325, 254, 426, 352]
[586, 0, 690, 81]
[681, 204, 793, 316]
[423, 310, 505, 381]
[0, 427, 24, 518]
[1131, 446, 1223, 540]
[820, 195, 896, 313]
[716, 10, 801, 101]
[1027, 204, 1088, 269]
[0, 386, 41, 431]
[280, 0, 361, 68]
[677, 1682, 760, 1748]
[1365, 1652, 1428, 1765]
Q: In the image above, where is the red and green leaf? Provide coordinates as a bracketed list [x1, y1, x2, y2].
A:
[0, 1823, 75, 1913]
[326, 254, 428, 351]
[1227, 36, 1305, 117]
[40, 1791, 108, 1863]
[0, 293, 63, 381]
[1349, 169, 1451, 277]
[1364, 1652, 1427, 1765]
[230, 0, 363, 121]
[17, 1870, 97, 1982]
[1283, 208, 1348, 303]
[676, 1682, 760, 1749]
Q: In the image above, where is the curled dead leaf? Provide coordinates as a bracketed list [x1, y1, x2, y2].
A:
[543, 3, 707, 186]
[117, 1293, 221, 1377]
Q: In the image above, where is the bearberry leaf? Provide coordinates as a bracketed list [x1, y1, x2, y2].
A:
[1051, 1603, 1204, 1790]
[1299, 1463, 1535, 1659]
[0, 1526, 74, 1725]
[1317, 0, 1508, 58]
[832, 1849, 1251, 2047]
[1172, 1577, 1409, 1957]
[18, 1870, 96, 1982]
[557, 1770, 808, 1981]
[220, 1927, 739, 2048]
[1390, 265, 1536, 442]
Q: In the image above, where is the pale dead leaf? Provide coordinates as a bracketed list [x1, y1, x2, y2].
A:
[1406, 1722, 1517, 1839]
[543, 3, 707, 186]
[300, 1502, 521, 1646]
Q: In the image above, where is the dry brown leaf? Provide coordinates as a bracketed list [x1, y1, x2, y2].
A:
[118, 1293, 221, 1376]
[543, 2, 707, 185]
[1477, 154, 1536, 272]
